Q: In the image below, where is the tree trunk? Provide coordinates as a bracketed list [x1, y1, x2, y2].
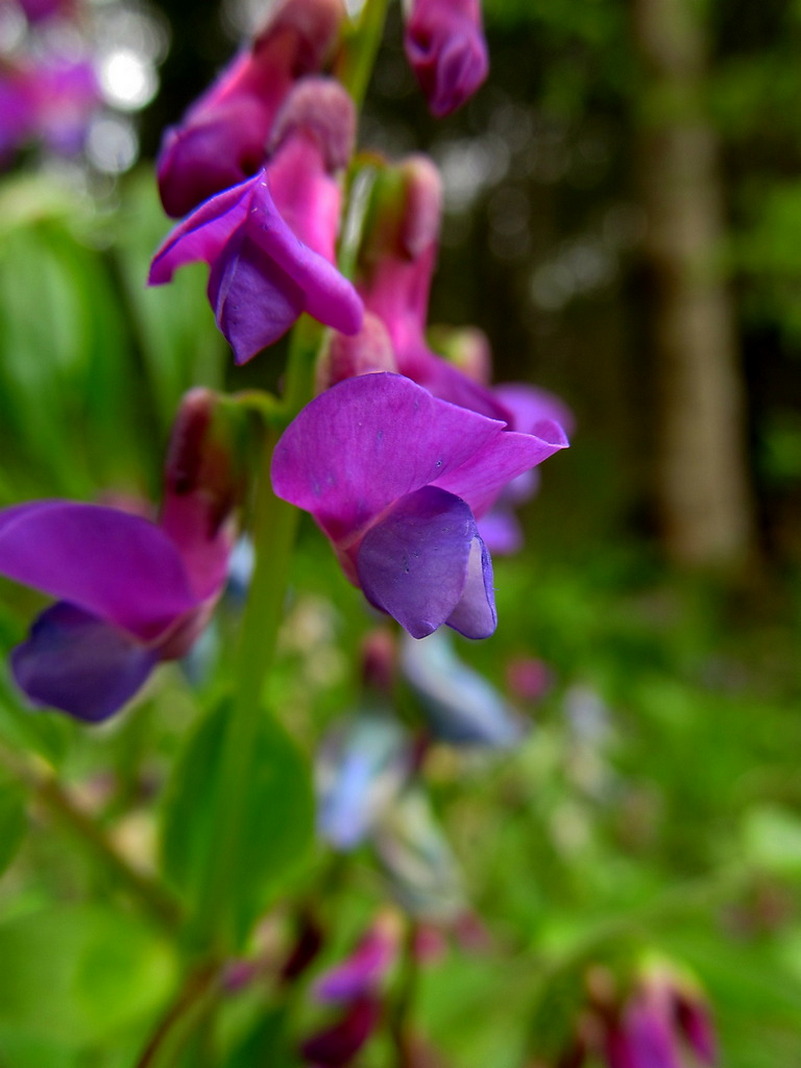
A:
[632, 0, 754, 567]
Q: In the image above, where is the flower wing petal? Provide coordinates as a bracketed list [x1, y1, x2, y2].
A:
[0, 501, 197, 640]
[271, 373, 505, 542]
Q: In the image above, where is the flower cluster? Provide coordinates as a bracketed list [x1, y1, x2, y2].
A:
[0, 0, 569, 719]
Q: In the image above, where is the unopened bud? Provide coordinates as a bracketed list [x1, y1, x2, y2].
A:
[319, 313, 398, 391]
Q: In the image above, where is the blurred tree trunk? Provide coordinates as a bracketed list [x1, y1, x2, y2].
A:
[632, 0, 754, 567]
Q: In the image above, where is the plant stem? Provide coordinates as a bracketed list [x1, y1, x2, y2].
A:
[134, 960, 219, 1068]
[186, 0, 391, 974]
[337, 0, 391, 109]
[389, 920, 420, 1068]
[0, 744, 180, 930]
[188, 318, 323, 954]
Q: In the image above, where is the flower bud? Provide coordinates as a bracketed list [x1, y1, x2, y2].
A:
[404, 0, 489, 118]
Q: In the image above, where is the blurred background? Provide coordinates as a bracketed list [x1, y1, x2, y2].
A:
[1, 0, 801, 1065]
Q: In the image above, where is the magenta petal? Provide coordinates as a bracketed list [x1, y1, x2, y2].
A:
[0, 501, 197, 641]
[444, 535, 496, 639]
[208, 226, 306, 363]
[157, 99, 267, 219]
[11, 602, 158, 722]
[271, 373, 506, 543]
[357, 487, 476, 639]
[148, 175, 257, 285]
[617, 999, 682, 1068]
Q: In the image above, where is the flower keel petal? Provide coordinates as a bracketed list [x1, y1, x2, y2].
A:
[11, 603, 158, 723]
[356, 486, 476, 639]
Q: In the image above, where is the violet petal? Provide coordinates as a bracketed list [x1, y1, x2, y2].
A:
[619, 997, 683, 1068]
[356, 486, 476, 639]
[207, 225, 306, 364]
[313, 917, 399, 1003]
[11, 602, 158, 722]
[477, 508, 524, 556]
[494, 382, 576, 437]
[674, 992, 717, 1065]
[148, 175, 257, 285]
[0, 501, 198, 642]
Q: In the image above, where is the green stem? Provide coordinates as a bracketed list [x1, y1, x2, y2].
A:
[133, 960, 219, 1068]
[186, 0, 391, 970]
[0, 745, 181, 930]
[188, 319, 323, 954]
[337, 0, 391, 108]
[389, 920, 420, 1068]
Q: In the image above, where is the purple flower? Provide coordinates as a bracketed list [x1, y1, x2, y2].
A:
[404, 0, 489, 117]
[300, 994, 381, 1067]
[271, 372, 567, 639]
[157, 0, 347, 217]
[313, 912, 401, 1002]
[150, 80, 362, 364]
[0, 391, 238, 722]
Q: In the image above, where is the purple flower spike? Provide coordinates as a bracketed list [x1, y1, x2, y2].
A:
[157, 0, 347, 217]
[150, 83, 362, 364]
[404, 0, 489, 118]
[0, 391, 240, 722]
[271, 373, 567, 639]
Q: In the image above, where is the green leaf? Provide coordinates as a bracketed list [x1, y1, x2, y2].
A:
[0, 771, 26, 876]
[161, 701, 315, 943]
[223, 1006, 302, 1068]
[742, 805, 801, 878]
[0, 904, 176, 1047]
